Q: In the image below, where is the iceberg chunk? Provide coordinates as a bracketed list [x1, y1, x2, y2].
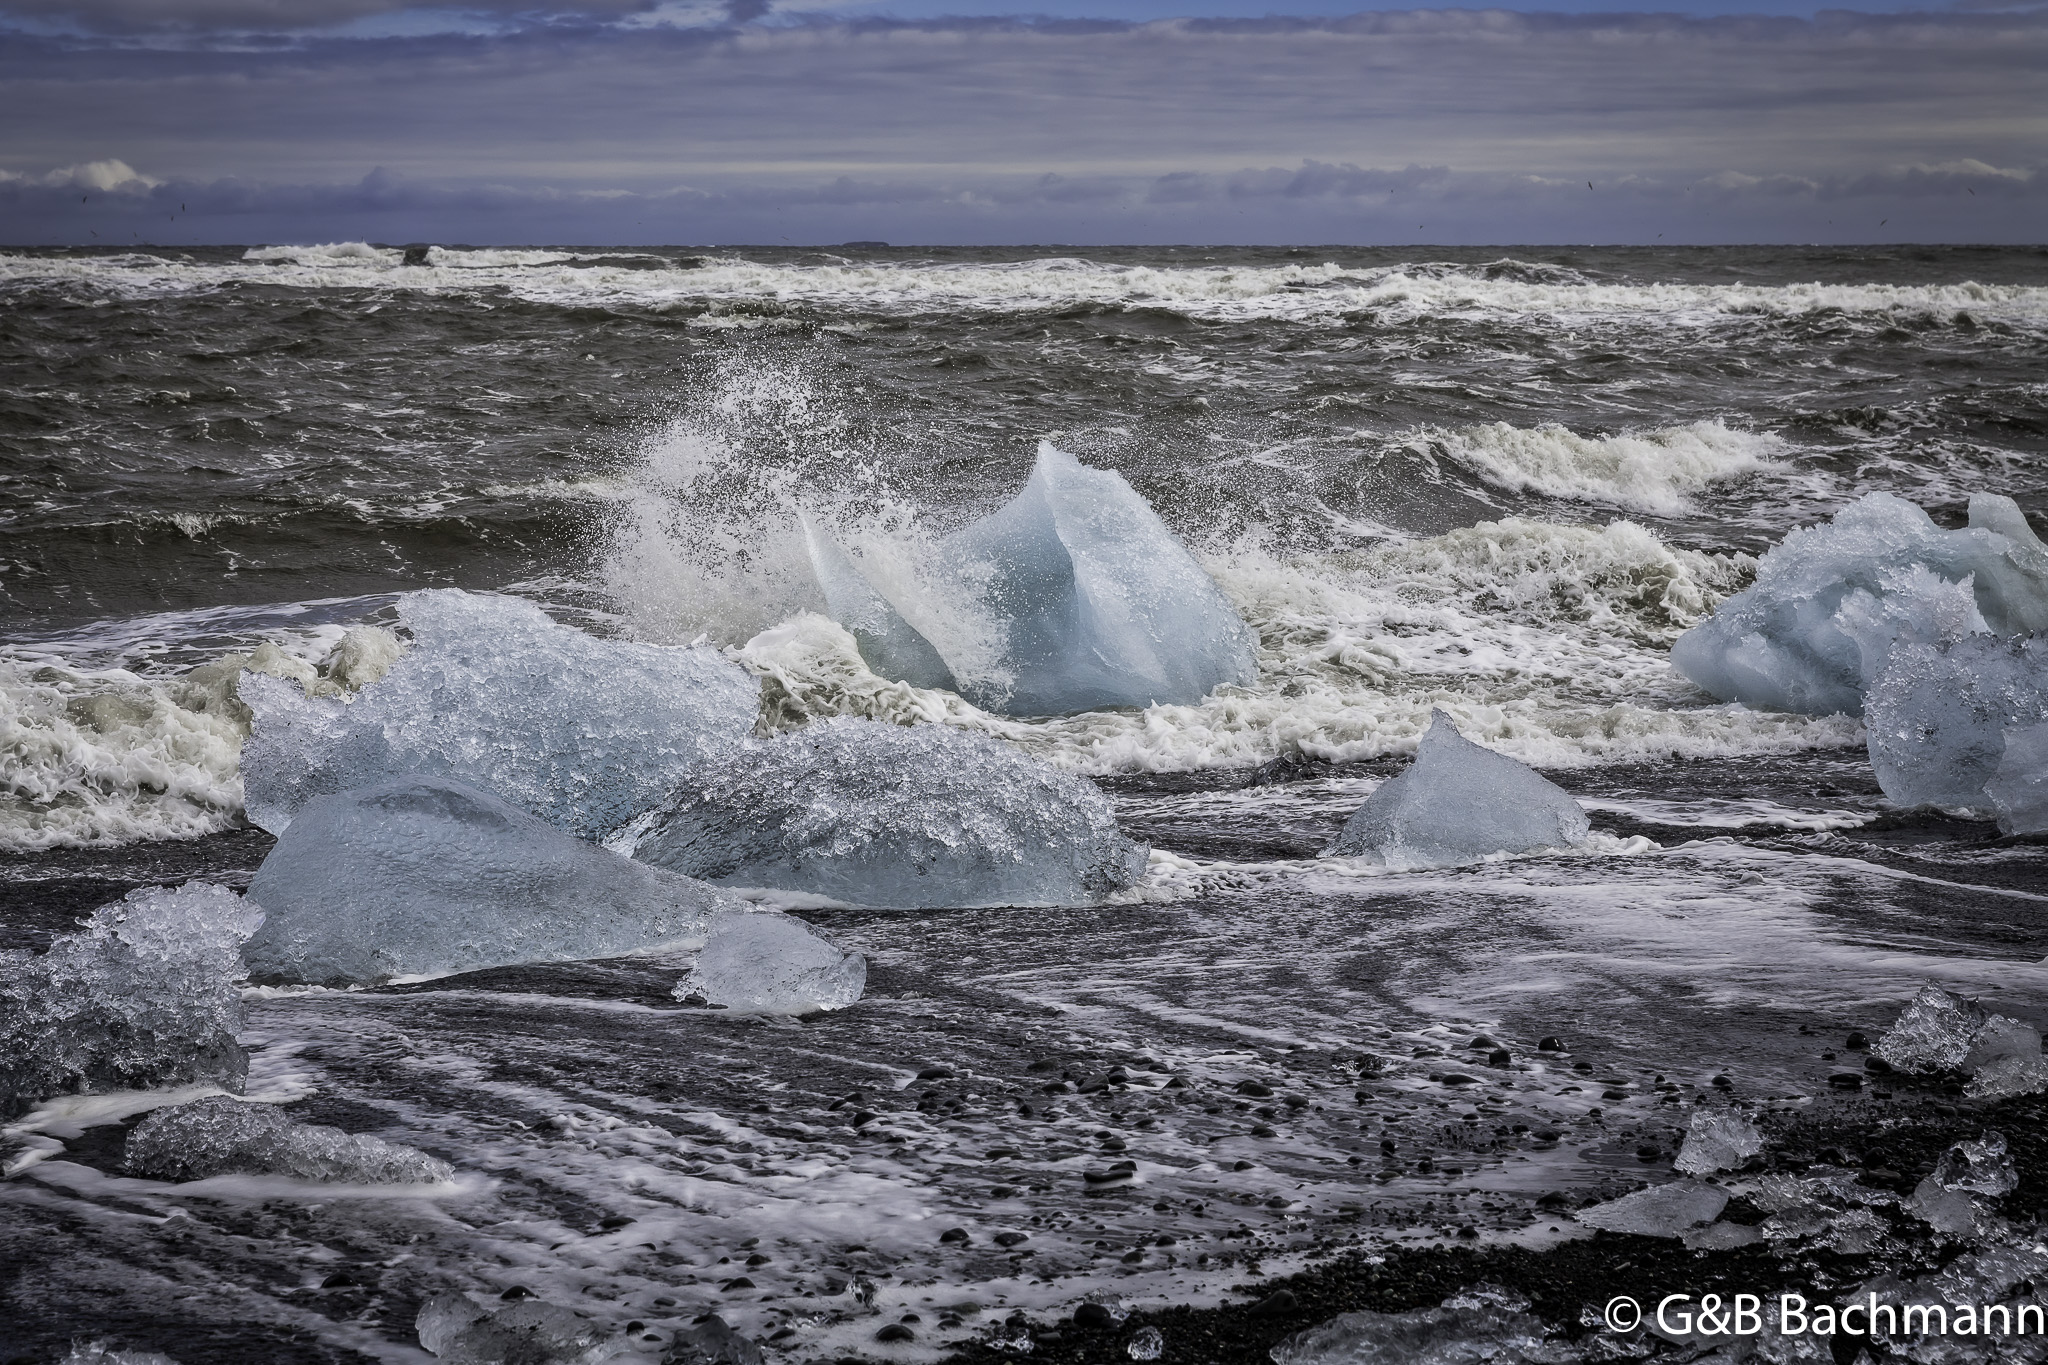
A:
[1987, 721, 2048, 835]
[1325, 710, 1590, 868]
[678, 912, 865, 1015]
[125, 1096, 452, 1184]
[1575, 1180, 1729, 1237]
[1861, 631, 2048, 819]
[242, 589, 758, 839]
[1874, 984, 1986, 1073]
[1962, 1015, 2048, 1099]
[632, 718, 1146, 908]
[1671, 491, 2048, 716]
[1871, 985, 2048, 1098]
[1932, 1130, 2018, 1197]
[808, 443, 1258, 715]
[244, 777, 735, 985]
[2, 882, 258, 1118]
[1673, 1108, 1763, 1175]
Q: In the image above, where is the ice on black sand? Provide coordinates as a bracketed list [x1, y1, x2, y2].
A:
[126, 1095, 452, 1184]
[1910, 1131, 2018, 1236]
[1874, 984, 2048, 1098]
[2, 882, 258, 1118]
[1673, 1108, 1763, 1175]
[1575, 1180, 1728, 1237]
[241, 588, 757, 839]
[1671, 491, 2048, 717]
[680, 911, 866, 1015]
[1325, 710, 1590, 868]
[243, 776, 737, 985]
[805, 443, 1258, 715]
[1271, 1286, 1574, 1364]
[632, 717, 1147, 908]
[417, 1292, 628, 1364]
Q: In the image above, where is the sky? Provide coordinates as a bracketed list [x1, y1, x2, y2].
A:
[0, 0, 2042, 245]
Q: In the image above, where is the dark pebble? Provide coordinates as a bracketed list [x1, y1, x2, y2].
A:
[1602, 1088, 1629, 1100]
[1443, 1074, 1480, 1087]
[1251, 1289, 1298, 1316]
[917, 1067, 955, 1081]
[598, 1216, 635, 1230]
[1232, 1160, 1256, 1171]
[721, 1277, 755, 1291]
[1712, 1075, 1734, 1089]
[1469, 1035, 1501, 1050]
[1488, 1049, 1512, 1067]
[499, 1285, 534, 1300]
[940, 1227, 971, 1243]
[1236, 1080, 1274, 1097]
[745, 1253, 770, 1266]
[1538, 1037, 1565, 1051]
[1846, 1031, 1868, 1050]
[994, 1231, 1029, 1247]
[1866, 1057, 1893, 1075]
[852, 1111, 877, 1126]
[875, 1324, 915, 1342]
[1251, 1124, 1277, 1137]
[320, 1272, 362, 1289]
[1074, 1302, 1116, 1328]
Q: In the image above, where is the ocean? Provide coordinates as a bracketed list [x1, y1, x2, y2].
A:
[4, 242, 2048, 1363]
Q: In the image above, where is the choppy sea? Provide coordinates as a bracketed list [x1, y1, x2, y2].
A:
[4, 242, 2048, 1363]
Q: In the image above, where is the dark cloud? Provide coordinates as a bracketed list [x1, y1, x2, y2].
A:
[1, 11, 2042, 241]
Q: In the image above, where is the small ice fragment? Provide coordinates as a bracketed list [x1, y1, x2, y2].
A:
[632, 717, 1147, 908]
[1673, 1109, 1763, 1175]
[125, 1096, 452, 1184]
[1963, 1016, 2048, 1099]
[1574, 1181, 1728, 1237]
[244, 777, 734, 985]
[1325, 710, 1590, 868]
[1908, 1178, 1981, 1237]
[416, 1293, 627, 1364]
[1671, 490, 2048, 716]
[1, 882, 258, 1119]
[678, 912, 865, 1016]
[1873, 984, 1988, 1073]
[1679, 1222, 1762, 1251]
[242, 588, 758, 839]
[1932, 1130, 2018, 1197]
[58, 1345, 180, 1365]
[665, 1315, 765, 1365]
[1126, 1326, 1164, 1361]
[1270, 1292, 1573, 1364]
[808, 443, 1259, 715]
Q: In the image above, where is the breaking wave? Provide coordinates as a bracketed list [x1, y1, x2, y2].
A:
[4, 250, 2045, 328]
[1419, 418, 1783, 516]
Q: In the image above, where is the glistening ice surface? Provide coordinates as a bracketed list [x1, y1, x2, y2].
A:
[4, 244, 2048, 1362]
[631, 717, 1146, 908]
[244, 776, 737, 984]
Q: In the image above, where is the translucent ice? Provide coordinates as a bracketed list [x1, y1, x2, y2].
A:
[1, 882, 258, 1118]
[1271, 1288, 1575, 1364]
[244, 777, 736, 985]
[1987, 721, 2048, 835]
[808, 443, 1258, 715]
[1575, 1181, 1728, 1237]
[1671, 491, 2048, 716]
[416, 1293, 628, 1365]
[1933, 1130, 2018, 1197]
[58, 1345, 180, 1365]
[632, 718, 1147, 908]
[242, 589, 758, 839]
[125, 1096, 452, 1184]
[1962, 1016, 2048, 1099]
[1861, 630, 2048, 821]
[1874, 985, 1987, 1073]
[678, 912, 866, 1016]
[1673, 1109, 1764, 1175]
[1325, 710, 1590, 868]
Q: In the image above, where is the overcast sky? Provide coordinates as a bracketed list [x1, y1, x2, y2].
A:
[1, 0, 2041, 245]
